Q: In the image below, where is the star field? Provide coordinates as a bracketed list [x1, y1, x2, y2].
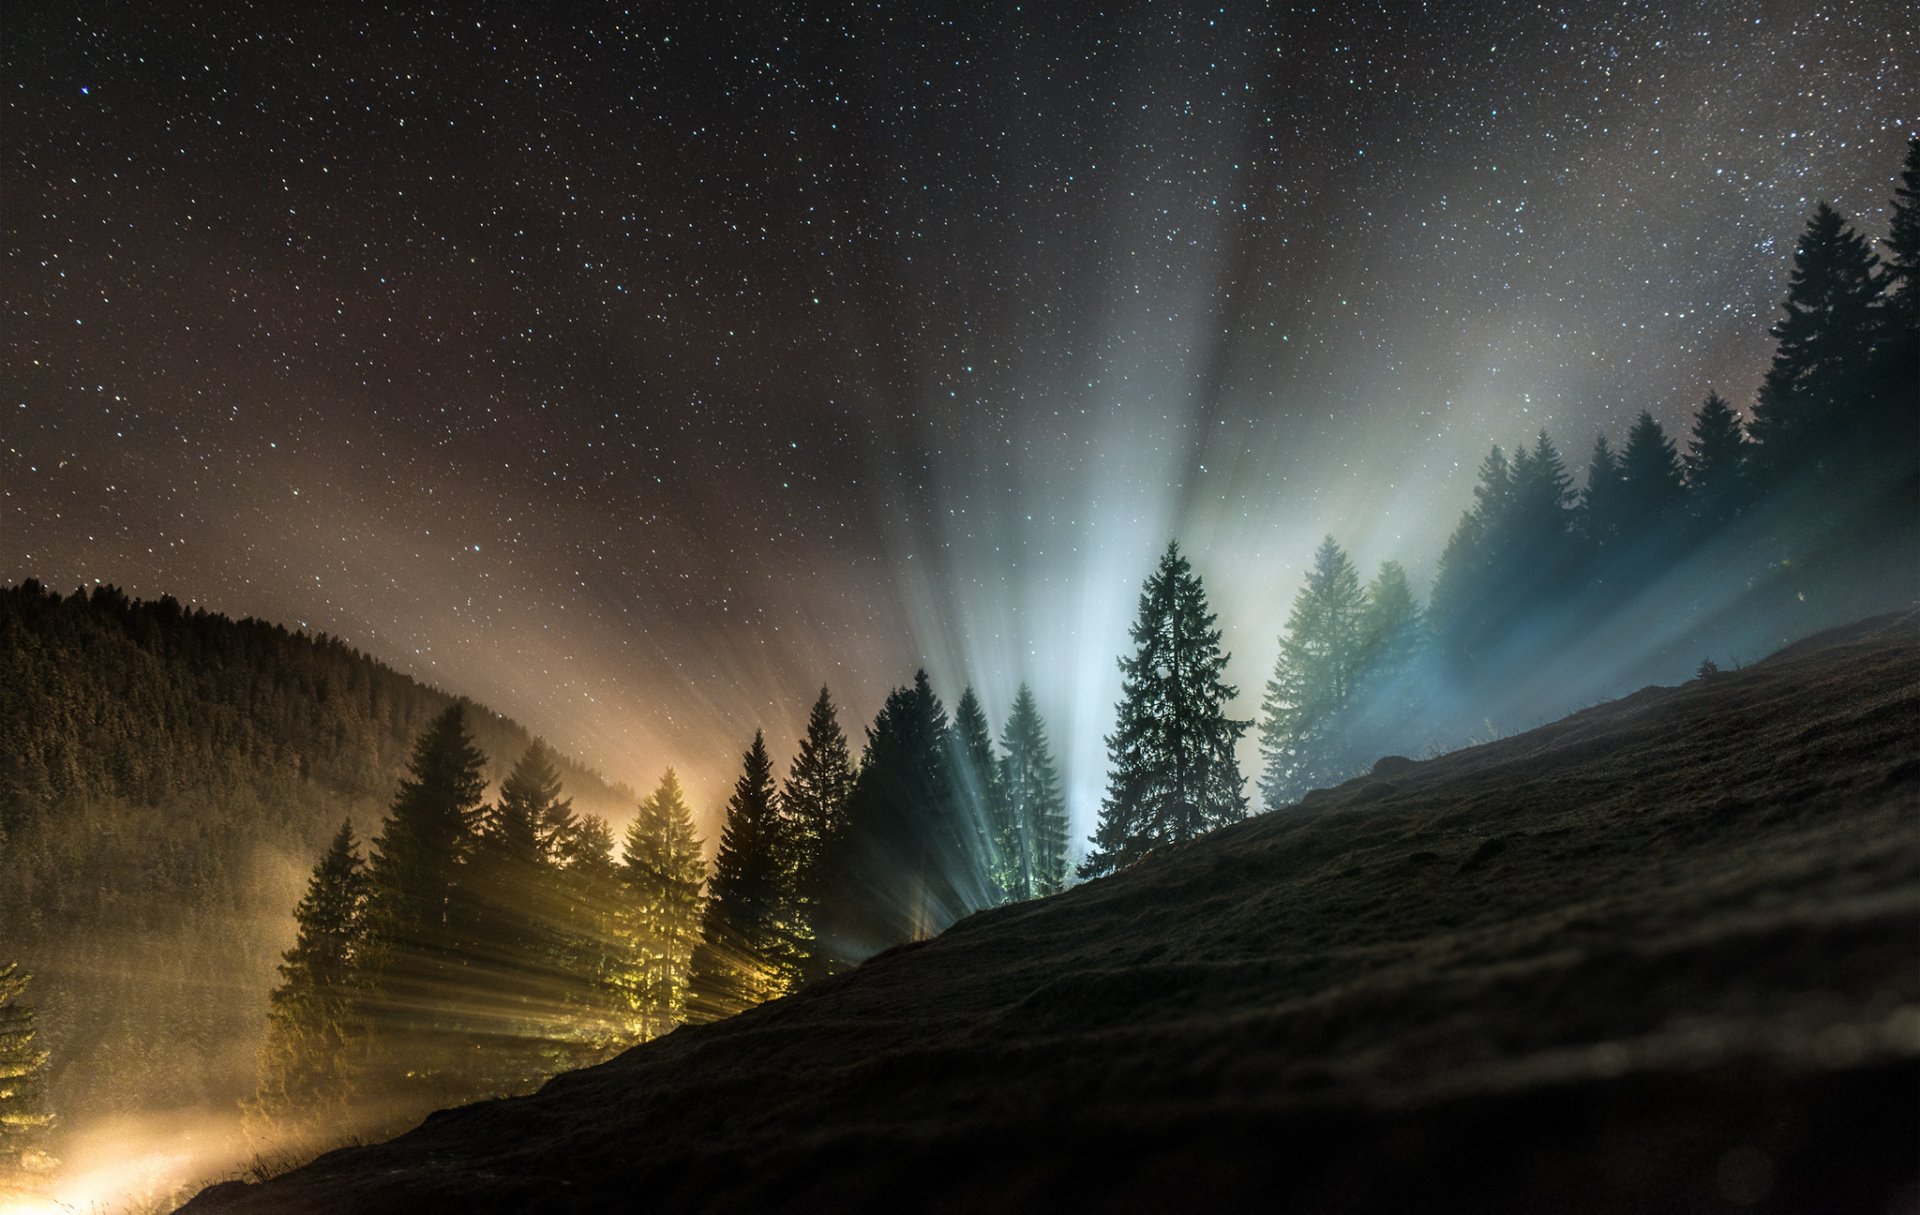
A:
[5, 0, 1912, 829]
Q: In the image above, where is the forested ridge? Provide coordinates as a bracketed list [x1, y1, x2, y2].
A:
[0, 581, 638, 1135]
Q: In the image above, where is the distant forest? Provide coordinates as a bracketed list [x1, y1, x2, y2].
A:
[0, 586, 639, 1170]
[1, 139, 1914, 1186]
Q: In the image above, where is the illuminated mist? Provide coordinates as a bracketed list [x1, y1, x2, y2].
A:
[3, 2, 1915, 1209]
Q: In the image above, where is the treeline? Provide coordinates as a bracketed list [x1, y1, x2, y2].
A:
[0, 580, 637, 1171]
[254, 679, 1073, 1138]
[1253, 141, 1919, 806]
[1074, 142, 1919, 864]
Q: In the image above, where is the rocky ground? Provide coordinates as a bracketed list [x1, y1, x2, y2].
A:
[183, 613, 1920, 1213]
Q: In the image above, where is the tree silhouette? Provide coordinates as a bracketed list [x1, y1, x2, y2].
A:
[1350, 560, 1427, 761]
[1083, 543, 1249, 878]
[465, 741, 578, 1085]
[1616, 410, 1686, 541]
[1750, 202, 1882, 484]
[0, 963, 53, 1181]
[688, 732, 789, 1023]
[1578, 434, 1625, 550]
[1428, 445, 1513, 666]
[618, 770, 705, 1038]
[1683, 392, 1747, 529]
[1259, 536, 1365, 809]
[998, 684, 1068, 899]
[358, 703, 489, 1098]
[948, 687, 1006, 903]
[777, 689, 856, 986]
[248, 819, 367, 1139]
[816, 673, 971, 963]
[1882, 136, 1920, 339]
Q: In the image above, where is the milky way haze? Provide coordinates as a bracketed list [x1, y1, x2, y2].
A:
[5, 1, 1912, 834]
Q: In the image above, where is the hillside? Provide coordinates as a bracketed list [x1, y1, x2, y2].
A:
[181, 612, 1920, 1213]
[0, 582, 640, 1133]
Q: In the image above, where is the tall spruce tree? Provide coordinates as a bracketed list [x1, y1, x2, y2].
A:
[1259, 537, 1366, 809]
[1616, 410, 1686, 541]
[1871, 138, 1920, 523]
[617, 770, 706, 1039]
[998, 684, 1069, 899]
[687, 732, 790, 1023]
[1684, 392, 1747, 528]
[777, 689, 856, 986]
[948, 687, 1006, 904]
[1579, 434, 1625, 549]
[465, 740, 577, 1078]
[247, 820, 368, 1139]
[1749, 202, 1882, 484]
[0, 963, 52, 1178]
[1428, 445, 1513, 664]
[815, 672, 969, 964]
[1349, 560, 1427, 761]
[551, 815, 626, 1056]
[1881, 136, 1920, 339]
[358, 703, 489, 1097]
[1082, 543, 1249, 878]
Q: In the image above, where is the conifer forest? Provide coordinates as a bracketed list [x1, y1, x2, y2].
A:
[3, 4, 1916, 1210]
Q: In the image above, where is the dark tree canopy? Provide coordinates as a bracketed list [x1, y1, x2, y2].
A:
[1083, 543, 1249, 879]
[1616, 410, 1686, 540]
[947, 686, 1005, 904]
[817, 672, 973, 963]
[618, 770, 706, 1038]
[1683, 392, 1747, 528]
[777, 689, 856, 986]
[0, 962, 52, 1177]
[687, 732, 790, 1023]
[248, 820, 368, 1138]
[998, 684, 1069, 899]
[358, 702, 490, 1098]
[1750, 202, 1882, 480]
[1259, 536, 1365, 809]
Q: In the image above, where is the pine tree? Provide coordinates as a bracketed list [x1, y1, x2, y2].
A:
[617, 770, 706, 1039]
[1882, 136, 1920, 339]
[777, 689, 855, 986]
[0, 963, 53, 1180]
[1579, 434, 1625, 549]
[1428, 445, 1513, 663]
[1683, 392, 1747, 528]
[1082, 543, 1249, 878]
[1617, 410, 1686, 539]
[1749, 203, 1882, 483]
[948, 687, 1006, 903]
[1259, 537, 1366, 809]
[1349, 560, 1427, 760]
[463, 741, 585, 1089]
[247, 820, 368, 1140]
[1870, 138, 1920, 521]
[358, 703, 489, 1097]
[687, 732, 790, 1023]
[551, 815, 626, 1058]
[998, 684, 1069, 899]
[815, 672, 967, 963]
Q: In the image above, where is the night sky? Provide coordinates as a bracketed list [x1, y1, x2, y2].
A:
[5, 1, 1912, 835]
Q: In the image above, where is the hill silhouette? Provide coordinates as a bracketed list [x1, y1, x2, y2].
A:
[183, 612, 1920, 1213]
[0, 582, 640, 1132]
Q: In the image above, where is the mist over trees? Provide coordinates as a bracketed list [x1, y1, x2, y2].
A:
[1248, 143, 1918, 813]
[1, 138, 1912, 1182]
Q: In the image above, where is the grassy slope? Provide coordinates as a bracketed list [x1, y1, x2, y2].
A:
[185, 613, 1920, 1214]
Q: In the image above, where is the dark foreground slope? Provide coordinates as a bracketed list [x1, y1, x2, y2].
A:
[187, 614, 1920, 1214]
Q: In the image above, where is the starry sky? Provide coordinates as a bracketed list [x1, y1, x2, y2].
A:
[5, 1, 1913, 837]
